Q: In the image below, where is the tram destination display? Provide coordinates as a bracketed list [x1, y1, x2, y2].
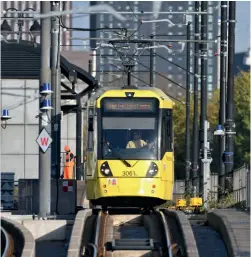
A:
[103, 99, 157, 112]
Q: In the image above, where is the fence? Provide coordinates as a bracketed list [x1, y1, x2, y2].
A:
[173, 164, 250, 208]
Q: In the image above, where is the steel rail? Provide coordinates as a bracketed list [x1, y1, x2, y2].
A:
[1, 226, 9, 257]
[158, 211, 173, 257]
[92, 211, 102, 257]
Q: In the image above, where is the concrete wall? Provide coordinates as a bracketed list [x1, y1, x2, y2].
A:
[0, 79, 86, 181]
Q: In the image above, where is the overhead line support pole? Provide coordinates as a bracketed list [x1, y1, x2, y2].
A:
[218, 1, 228, 199]
[185, 22, 191, 194]
[39, 1, 51, 218]
[76, 94, 82, 180]
[192, 1, 200, 197]
[51, 1, 61, 179]
[224, 1, 236, 193]
[199, 1, 212, 201]
[150, 35, 154, 87]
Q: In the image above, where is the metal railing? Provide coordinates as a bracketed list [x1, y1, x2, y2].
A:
[173, 164, 250, 208]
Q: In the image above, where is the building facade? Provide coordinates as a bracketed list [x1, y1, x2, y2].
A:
[1, 1, 72, 50]
[90, 1, 219, 98]
[0, 42, 91, 181]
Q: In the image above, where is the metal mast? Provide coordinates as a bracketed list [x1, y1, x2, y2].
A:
[192, 1, 200, 197]
[224, 1, 236, 193]
[185, 22, 192, 193]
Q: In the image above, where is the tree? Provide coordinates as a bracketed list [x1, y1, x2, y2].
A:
[233, 71, 250, 167]
[172, 70, 250, 178]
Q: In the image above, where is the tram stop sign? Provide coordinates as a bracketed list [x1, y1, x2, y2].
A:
[36, 128, 53, 153]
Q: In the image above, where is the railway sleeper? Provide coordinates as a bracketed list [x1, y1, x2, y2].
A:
[105, 238, 160, 251]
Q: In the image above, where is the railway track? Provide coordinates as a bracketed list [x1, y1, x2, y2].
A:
[1, 226, 15, 257]
[82, 208, 186, 257]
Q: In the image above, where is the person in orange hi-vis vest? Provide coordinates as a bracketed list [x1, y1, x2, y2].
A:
[63, 145, 75, 179]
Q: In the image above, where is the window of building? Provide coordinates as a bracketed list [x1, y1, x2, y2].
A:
[178, 6, 183, 10]
[178, 75, 183, 80]
[208, 75, 213, 83]
[168, 32, 173, 35]
[208, 58, 213, 65]
[208, 24, 213, 31]
[168, 74, 173, 79]
[168, 24, 173, 28]
[208, 84, 212, 91]
[168, 66, 172, 71]
[208, 66, 213, 74]
[208, 7, 213, 13]
[178, 32, 183, 35]
[168, 83, 172, 87]
[126, 5, 130, 10]
[168, 15, 173, 19]
[168, 57, 173, 62]
[208, 50, 213, 57]
[188, 7, 193, 11]
[208, 32, 213, 40]
[208, 15, 213, 22]
[178, 57, 183, 62]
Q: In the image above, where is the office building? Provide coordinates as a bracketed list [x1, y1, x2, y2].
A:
[90, 1, 219, 98]
[1, 1, 72, 50]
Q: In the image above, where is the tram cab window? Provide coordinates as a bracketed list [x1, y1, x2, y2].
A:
[161, 109, 173, 157]
[101, 117, 158, 160]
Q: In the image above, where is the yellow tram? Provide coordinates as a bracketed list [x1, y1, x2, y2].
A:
[85, 86, 174, 208]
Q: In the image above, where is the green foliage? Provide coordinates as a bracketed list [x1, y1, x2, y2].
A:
[207, 188, 236, 210]
[233, 71, 250, 166]
[173, 71, 250, 178]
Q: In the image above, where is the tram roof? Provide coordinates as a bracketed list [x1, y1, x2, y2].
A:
[89, 86, 173, 102]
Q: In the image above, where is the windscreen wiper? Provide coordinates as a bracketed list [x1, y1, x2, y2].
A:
[102, 141, 131, 167]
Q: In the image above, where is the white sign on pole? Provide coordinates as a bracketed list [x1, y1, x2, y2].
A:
[36, 128, 53, 153]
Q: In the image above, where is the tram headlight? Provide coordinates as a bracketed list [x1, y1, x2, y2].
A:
[100, 161, 113, 177]
[146, 162, 158, 177]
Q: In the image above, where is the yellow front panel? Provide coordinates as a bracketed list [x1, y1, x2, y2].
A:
[86, 154, 174, 201]
[86, 177, 173, 200]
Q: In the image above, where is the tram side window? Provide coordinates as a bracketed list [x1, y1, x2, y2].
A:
[87, 117, 94, 151]
[161, 109, 173, 156]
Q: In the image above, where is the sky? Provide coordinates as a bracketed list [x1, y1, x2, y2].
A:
[72, 1, 251, 53]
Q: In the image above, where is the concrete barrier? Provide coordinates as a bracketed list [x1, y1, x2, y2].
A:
[162, 209, 199, 257]
[22, 220, 67, 241]
[1, 217, 35, 257]
[67, 209, 93, 257]
[207, 209, 250, 257]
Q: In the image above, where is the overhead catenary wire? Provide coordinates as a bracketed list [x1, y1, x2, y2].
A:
[107, 59, 185, 104]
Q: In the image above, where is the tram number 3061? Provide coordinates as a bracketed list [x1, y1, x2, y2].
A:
[122, 171, 136, 177]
